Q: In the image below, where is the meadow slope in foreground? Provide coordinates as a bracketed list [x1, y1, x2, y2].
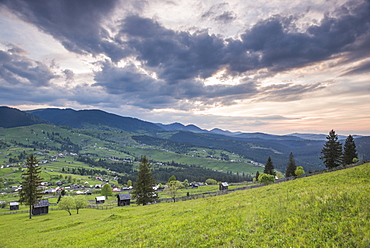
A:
[0, 163, 369, 247]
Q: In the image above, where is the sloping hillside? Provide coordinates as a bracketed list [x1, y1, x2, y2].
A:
[0, 163, 369, 247]
[27, 108, 163, 134]
[0, 106, 49, 128]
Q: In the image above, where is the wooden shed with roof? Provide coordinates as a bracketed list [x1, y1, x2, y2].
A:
[9, 201, 19, 210]
[32, 199, 50, 216]
[117, 194, 131, 206]
[95, 196, 106, 204]
[219, 182, 229, 190]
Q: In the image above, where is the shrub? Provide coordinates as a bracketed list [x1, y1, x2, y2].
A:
[258, 173, 275, 184]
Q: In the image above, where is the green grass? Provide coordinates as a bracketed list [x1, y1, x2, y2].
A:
[0, 124, 262, 176]
[0, 163, 369, 247]
[124, 146, 261, 174]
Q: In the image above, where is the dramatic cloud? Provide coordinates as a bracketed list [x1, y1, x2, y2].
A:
[0, 44, 56, 86]
[0, 0, 128, 61]
[93, 60, 259, 109]
[0, 0, 369, 134]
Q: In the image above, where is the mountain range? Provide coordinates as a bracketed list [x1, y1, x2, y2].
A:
[1, 106, 369, 172]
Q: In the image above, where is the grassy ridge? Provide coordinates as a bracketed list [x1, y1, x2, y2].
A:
[0, 163, 369, 247]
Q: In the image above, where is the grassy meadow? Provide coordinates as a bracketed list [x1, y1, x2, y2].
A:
[0, 163, 369, 247]
[0, 124, 261, 177]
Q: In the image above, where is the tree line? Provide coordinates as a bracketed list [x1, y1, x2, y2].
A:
[254, 130, 358, 184]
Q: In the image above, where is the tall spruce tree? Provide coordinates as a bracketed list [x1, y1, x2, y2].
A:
[264, 156, 276, 176]
[320, 130, 342, 169]
[19, 154, 43, 219]
[132, 156, 158, 205]
[285, 152, 297, 177]
[342, 135, 358, 165]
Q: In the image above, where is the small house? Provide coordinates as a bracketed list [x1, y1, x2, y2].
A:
[10, 202, 19, 210]
[32, 199, 50, 216]
[219, 182, 229, 190]
[95, 196, 105, 204]
[117, 194, 131, 206]
[44, 188, 56, 194]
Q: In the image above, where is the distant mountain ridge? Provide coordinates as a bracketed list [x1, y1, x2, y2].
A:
[0, 106, 50, 128]
[1, 106, 369, 172]
[27, 108, 163, 134]
[0, 106, 364, 140]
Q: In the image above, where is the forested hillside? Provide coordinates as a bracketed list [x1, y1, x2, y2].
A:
[1, 106, 369, 178]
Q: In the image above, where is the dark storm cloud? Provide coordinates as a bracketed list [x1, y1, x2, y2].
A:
[0, 45, 57, 86]
[1, 0, 369, 110]
[2, 0, 369, 74]
[93, 60, 259, 109]
[119, 15, 226, 82]
[118, 0, 370, 81]
[0, 0, 127, 61]
[239, 0, 370, 72]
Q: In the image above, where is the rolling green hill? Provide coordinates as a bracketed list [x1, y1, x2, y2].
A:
[0, 124, 256, 186]
[0, 163, 369, 247]
[0, 106, 49, 128]
[27, 108, 163, 134]
[2, 106, 370, 174]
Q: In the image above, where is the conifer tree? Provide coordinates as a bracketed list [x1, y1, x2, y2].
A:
[320, 130, 342, 169]
[342, 135, 358, 166]
[285, 152, 297, 177]
[264, 156, 276, 176]
[255, 171, 260, 181]
[132, 156, 158, 205]
[18, 154, 43, 219]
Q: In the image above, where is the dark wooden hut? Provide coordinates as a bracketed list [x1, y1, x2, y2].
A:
[32, 199, 50, 216]
[219, 182, 229, 190]
[117, 194, 131, 206]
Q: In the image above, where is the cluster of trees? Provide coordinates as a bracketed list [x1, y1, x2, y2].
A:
[75, 156, 133, 174]
[44, 131, 81, 153]
[321, 130, 358, 169]
[8, 150, 28, 163]
[17, 154, 90, 218]
[58, 195, 88, 215]
[255, 130, 358, 184]
[61, 166, 110, 177]
[254, 157, 277, 184]
[117, 160, 253, 185]
[0, 140, 10, 149]
[132, 135, 192, 154]
[255, 153, 305, 184]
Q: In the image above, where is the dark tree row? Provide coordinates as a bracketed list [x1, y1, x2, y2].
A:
[75, 156, 133, 174]
[321, 130, 358, 169]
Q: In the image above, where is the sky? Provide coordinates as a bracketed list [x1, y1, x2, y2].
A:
[0, 0, 369, 135]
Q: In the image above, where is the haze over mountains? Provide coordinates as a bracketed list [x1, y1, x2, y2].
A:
[1, 106, 369, 172]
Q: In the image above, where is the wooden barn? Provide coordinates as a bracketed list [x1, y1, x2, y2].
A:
[32, 199, 50, 216]
[117, 194, 131, 206]
[9, 202, 19, 210]
[219, 182, 229, 190]
[95, 196, 106, 204]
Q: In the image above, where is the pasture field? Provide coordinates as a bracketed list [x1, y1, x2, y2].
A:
[0, 163, 369, 247]
[0, 124, 261, 177]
